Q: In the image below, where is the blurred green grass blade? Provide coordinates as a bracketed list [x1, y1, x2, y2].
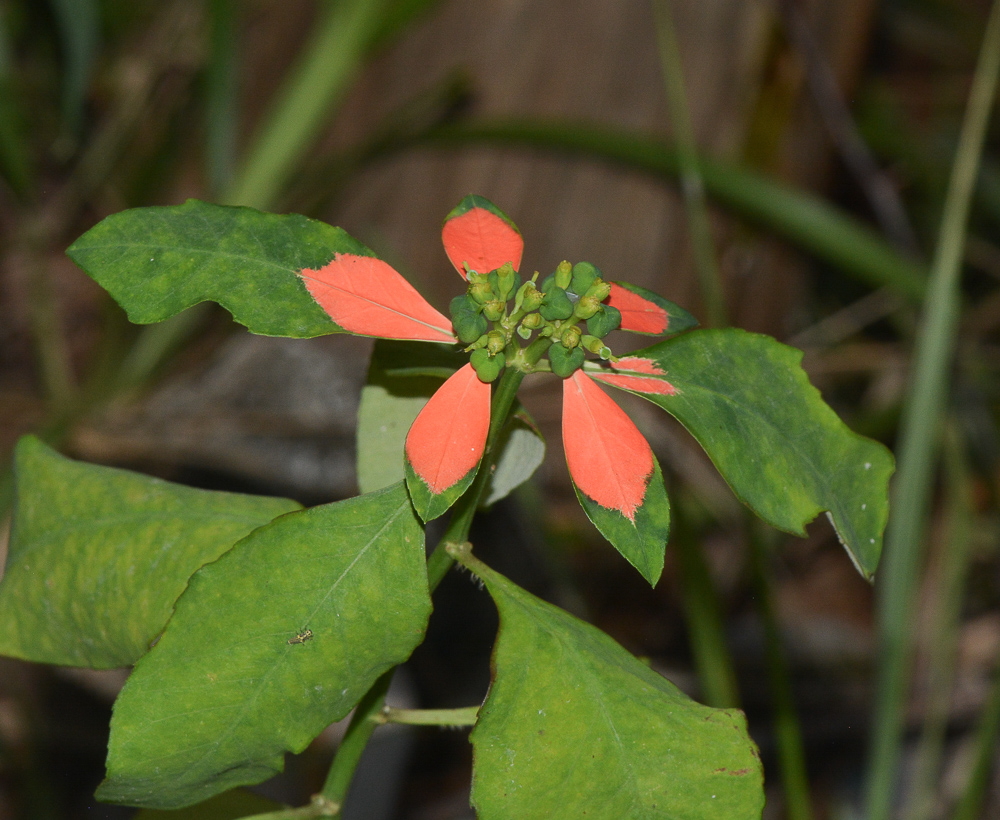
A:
[652, 0, 727, 328]
[47, 0, 99, 135]
[368, 0, 443, 51]
[223, 0, 388, 210]
[0, 7, 33, 197]
[421, 120, 928, 301]
[205, 0, 239, 196]
[951, 661, 1000, 820]
[865, 4, 1000, 819]
[902, 425, 974, 820]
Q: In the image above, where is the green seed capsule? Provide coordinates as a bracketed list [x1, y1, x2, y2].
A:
[521, 312, 544, 330]
[539, 287, 574, 321]
[470, 348, 505, 382]
[570, 261, 599, 296]
[586, 304, 622, 338]
[516, 282, 544, 312]
[450, 294, 488, 343]
[548, 344, 585, 378]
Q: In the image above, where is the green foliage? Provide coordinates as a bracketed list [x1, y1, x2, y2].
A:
[66, 199, 372, 338]
[98, 483, 430, 809]
[462, 549, 764, 819]
[572, 457, 671, 585]
[0, 437, 300, 668]
[607, 329, 894, 579]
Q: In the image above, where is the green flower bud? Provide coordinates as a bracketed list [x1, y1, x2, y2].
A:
[570, 261, 599, 296]
[471, 348, 505, 383]
[561, 325, 582, 349]
[450, 294, 488, 343]
[487, 330, 506, 355]
[548, 344, 585, 378]
[573, 294, 602, 320]
[467, 271, 489, 286]
[520, 312, 544, 330]
[539, 287, 574, 321]
[515, 281, 544, 313]
[469, 281, 494, 305]
[586, 278, 612, 302]
[554, 260, 573, 290]
[483, 300, 506, 322]
[586, 304, 622, 338]
[581, 334, 605, 354]
[494, 262, 520, 301]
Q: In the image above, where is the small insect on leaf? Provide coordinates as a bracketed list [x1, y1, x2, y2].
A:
[287, 629, 313, 645]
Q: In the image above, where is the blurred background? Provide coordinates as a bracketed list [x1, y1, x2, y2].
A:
[1, 0, 999, 817]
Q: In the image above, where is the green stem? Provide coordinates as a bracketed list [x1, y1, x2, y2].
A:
[222, 0, 386, 209]
[748, 525, 813, 820]
[376, 706, 479, 727]
[326, 353, 538, 799]
[865, 5, 1000, 818]
[320, 670, 393, 808]
[651, 0, 727, 328]
[671, 504, 740, 708]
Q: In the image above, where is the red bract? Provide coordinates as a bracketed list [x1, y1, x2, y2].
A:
[301, 253, 455, 343]
[562, 370, 654, 522]
[442, 195, 523, 279]
[405, 363, 491, 494]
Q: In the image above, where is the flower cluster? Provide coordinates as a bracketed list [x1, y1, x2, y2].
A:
[300, 195, 695, 582]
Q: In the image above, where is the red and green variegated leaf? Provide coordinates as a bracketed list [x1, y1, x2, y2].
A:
[405, 363, 491, 521]
[67, 200, 378, 338]
[562, 371, 669, 584]
[442, 195, 523, 278]
[603, 328, 893, 580]
[300, 253, 456, 343]
[584, 355, 679, 396]
[607, 281, 698, 337]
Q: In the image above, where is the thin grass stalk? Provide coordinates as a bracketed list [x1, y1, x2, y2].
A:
[223, 0, 387, 210]
[671, 505, 740, 709]
[950, 660, 1000, 820]
[651, 0, 727, 328]
[902, 424, 974, 820]
[649, 0, 740, 714]
[748, 524, 814, 820]
[865, 5, 1000, 818]
[205, 0, 239, 197]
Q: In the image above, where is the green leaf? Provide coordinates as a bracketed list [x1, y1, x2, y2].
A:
[66, 199, 373, 338]
[134, 789, 283, 820]
[592, 329, 893, 579]
[572, 458, 670, 585]
[456, 548, 764, 819]
[97, 483, 429, 809]
[0, 436, 300, 669]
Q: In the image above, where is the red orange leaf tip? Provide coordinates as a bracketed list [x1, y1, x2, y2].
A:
[405, 363, 491, 494]
[300, 253, 456, 343]
[562, 371, 653, 521]
[442, 198, 523, 279]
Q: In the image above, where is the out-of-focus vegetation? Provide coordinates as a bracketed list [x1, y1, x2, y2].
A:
[3, 0, 1000, 818]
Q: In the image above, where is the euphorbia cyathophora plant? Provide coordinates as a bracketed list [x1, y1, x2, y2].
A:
[0, 195, 893, 819]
